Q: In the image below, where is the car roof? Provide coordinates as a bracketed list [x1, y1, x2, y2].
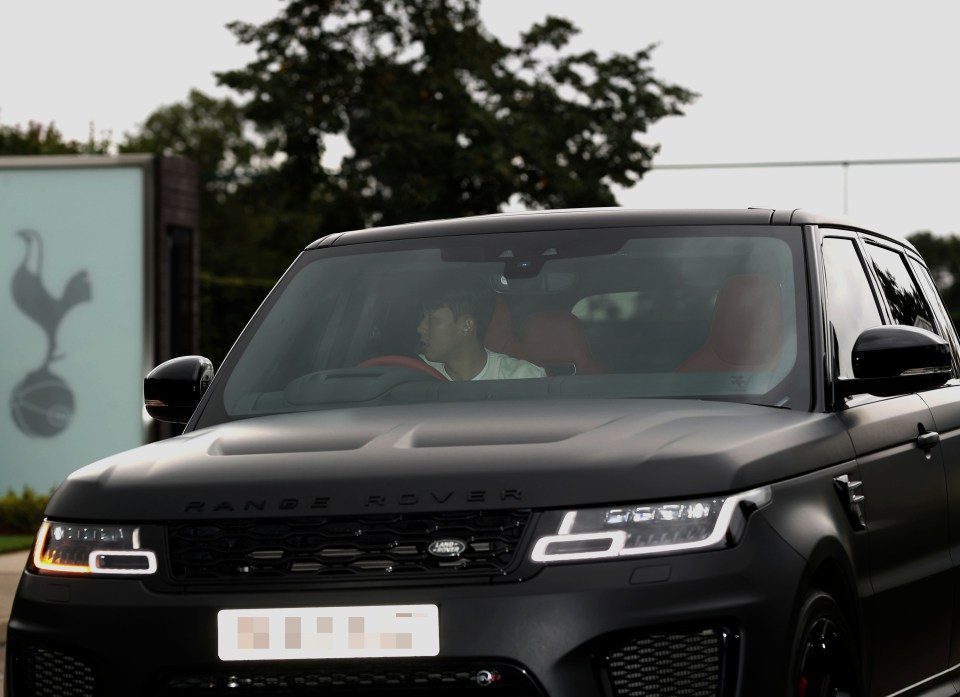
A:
[305, 207, 916, 254]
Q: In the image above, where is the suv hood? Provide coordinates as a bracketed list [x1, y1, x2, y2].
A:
[48, 399, 853, 520]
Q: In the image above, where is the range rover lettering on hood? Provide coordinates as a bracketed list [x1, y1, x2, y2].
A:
[184, 488, 524, 513]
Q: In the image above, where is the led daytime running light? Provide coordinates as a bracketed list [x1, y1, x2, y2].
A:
[33, 520, 158, 576]
[34, 521, 89, 574]
[531, 486, 772, 563]
[88, 550, 158, 575]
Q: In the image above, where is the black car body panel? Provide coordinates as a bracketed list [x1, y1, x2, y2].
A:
[9, 208, 960, 697]
[46, 401, 853, 520]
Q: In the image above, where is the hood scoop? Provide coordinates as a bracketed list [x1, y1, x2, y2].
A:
[208, 406, 620, 456]
[400, 415, 618, 448]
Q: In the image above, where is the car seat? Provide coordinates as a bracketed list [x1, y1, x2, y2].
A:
[675, 274, 784, 372]
[518, 311, 606, 375]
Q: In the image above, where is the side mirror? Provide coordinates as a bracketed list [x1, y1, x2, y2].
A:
[837, 326, 951, 400]
[144, 356, 214, 424]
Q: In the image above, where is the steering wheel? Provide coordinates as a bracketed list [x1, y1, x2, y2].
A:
[357, 355, 446, 380]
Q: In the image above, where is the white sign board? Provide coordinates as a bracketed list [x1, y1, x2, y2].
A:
[0, 159, 152, 493]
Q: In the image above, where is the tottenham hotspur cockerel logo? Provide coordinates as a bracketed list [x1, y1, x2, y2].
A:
[9, 229, 92, 437]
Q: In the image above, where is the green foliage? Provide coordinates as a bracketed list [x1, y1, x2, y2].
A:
[0, 487, 51, 535]
[218, 0, 697, 227]
[120, 89, 262, 197]
[120, 90, 324, 364]
[0, 535, 35, 554]
[908, 231, 960, 330]
[0, 120, 110, 155]
[196, 179, 330, 365]
[200, 272, 274, 365]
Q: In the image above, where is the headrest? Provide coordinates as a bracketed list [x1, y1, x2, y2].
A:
[484, 294, 520, 356]
[709, 275, 784, 367]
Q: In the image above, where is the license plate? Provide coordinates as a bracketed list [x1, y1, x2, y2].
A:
[217, 604, 439, 661]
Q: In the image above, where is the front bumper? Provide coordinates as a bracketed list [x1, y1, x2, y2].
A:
[6, 513, 805, 697]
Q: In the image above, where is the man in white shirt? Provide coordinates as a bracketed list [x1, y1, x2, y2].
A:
[417, 284, 546, 381]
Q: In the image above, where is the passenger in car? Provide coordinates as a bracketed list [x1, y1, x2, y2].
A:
[417, 283, 546, 381]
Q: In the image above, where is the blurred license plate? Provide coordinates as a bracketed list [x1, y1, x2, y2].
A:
[218, 604, 439, 661]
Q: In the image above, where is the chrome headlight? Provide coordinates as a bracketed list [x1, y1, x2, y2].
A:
[33, 520, 158, 576]
[531, 486, 772, 563]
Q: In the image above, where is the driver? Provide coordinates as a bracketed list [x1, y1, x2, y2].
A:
[417, 282, 546, 381]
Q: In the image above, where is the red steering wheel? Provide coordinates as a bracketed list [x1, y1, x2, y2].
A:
[357, 355, 446, 380]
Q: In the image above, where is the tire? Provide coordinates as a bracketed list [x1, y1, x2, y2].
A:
[788, 590, 864, 697]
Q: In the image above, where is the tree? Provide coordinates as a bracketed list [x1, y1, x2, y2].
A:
[0, 121, 110, 156]
[121, 89, 261, 199]
[120, 89, 318, 273]
[218, 0, 696, 228]
[121, 90, 316, 364]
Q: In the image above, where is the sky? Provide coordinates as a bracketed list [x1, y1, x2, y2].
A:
[2, 0, 959, 239]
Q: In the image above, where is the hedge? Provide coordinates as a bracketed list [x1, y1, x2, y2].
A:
[0, 486, 51, 534]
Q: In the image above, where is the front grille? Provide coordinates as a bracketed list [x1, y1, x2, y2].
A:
[12, 645, 97, 697]
[167, 511, 531, 583]
[156, 662, 543, 696]
[600, 627, 730, 697]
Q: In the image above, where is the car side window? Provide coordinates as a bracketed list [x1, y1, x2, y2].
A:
[864, 242, 937, 334]
[909, 258, 960, 377]
[821, 237, 883, 378]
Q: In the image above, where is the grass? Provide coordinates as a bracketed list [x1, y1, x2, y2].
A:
[0, 535, 34, 554]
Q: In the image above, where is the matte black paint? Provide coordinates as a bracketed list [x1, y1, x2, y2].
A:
[46, 400, 853, 521]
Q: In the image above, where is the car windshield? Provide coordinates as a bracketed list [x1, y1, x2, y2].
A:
[197, 224, 810, 426]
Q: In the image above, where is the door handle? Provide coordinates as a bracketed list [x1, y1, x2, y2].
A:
[917, 431, 941, 450]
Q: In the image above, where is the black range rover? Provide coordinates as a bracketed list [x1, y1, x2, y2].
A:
[8, 208, 960, 697]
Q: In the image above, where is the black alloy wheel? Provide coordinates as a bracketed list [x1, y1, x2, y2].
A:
[791, 591, 863, 697]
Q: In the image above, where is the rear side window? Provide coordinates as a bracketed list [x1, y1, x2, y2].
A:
[909, 258, 960, 376]
[865, 242, 937, 333]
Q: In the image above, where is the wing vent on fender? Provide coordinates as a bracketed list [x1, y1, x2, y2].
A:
[833, 475, 866, 530]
